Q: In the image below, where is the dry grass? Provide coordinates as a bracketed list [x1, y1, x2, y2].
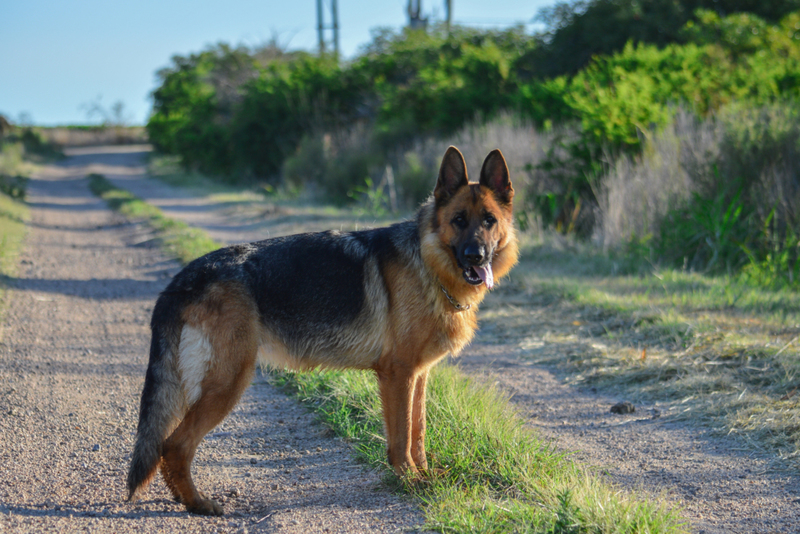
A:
[396, 114, 553, 211]
[477, 233, 800, 469]
[35, 126, 147, 147]
[597, 110, 720, 250]
[597, 103, 800, 260]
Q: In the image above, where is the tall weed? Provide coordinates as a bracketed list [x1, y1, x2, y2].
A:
[280, 114, 547, 211]
[597, 110, 719, 251]
[597, 102, 800, 283]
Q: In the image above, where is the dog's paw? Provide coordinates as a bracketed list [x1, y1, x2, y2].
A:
[187, 496, 224, 516]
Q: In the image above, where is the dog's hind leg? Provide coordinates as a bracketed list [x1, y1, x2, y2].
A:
[162, 323, 258, 516]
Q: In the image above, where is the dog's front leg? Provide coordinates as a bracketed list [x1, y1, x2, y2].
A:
[410, 370, 429, 471]
[376, 363, 418, 476]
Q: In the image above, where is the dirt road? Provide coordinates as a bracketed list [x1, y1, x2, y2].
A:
[2, 146, 799, 533]
[0, 149, 422, 533]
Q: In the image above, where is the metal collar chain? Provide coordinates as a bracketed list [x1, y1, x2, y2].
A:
[440, 285, 470, 311]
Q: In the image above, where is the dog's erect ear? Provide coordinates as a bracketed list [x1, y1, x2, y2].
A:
[435, 146, 469, 205]
[479, 149, 513, 205]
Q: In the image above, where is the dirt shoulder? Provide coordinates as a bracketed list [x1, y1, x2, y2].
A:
[0, 148, 423, 533]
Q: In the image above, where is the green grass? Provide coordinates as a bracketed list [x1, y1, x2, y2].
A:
[0, 189, 29, 342]
[147, 153, 405, 224]
[147, 154, 238, 193]
[87, 173, 222, 263]
[275, 365, 685, 533]
[0, 140, 32, 341]
[481, 235, 800, 468]
[0, 143, 25, 176]
[89, 177, 685, 533]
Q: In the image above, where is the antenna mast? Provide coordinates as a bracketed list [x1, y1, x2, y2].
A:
[317, 0, 340, 58]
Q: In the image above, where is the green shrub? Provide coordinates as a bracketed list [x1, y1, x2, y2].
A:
[529, 0, 800, 78]
[0, 175, 29, 201]
[280, 133, 327, 189]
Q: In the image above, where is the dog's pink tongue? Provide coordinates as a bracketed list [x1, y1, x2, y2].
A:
[473, 265, 494, 289]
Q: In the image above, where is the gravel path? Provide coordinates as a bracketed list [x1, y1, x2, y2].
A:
[0, 149, 423, 533]
[4, 145, 800, 534]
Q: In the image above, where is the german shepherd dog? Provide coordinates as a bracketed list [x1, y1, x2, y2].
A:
[127, 146, 518, 515]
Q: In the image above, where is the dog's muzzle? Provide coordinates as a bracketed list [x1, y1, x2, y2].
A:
[459, 243, 494, 288]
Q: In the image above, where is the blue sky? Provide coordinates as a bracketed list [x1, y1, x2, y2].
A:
[1, 0, 554, 126]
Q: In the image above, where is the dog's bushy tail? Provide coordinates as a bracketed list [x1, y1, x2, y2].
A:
[127, 303, 184, 501]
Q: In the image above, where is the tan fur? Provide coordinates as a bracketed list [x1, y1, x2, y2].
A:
[376, 175, 518, 475]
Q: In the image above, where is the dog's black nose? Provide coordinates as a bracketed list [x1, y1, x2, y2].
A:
[463, 243, 485, 265]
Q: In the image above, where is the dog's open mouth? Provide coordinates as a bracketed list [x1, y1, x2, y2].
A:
[463, 264, 494, 289]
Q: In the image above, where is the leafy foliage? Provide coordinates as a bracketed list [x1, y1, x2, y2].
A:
[148, 28, 536, 186]
[0, 175, 28, 201]
[520, 9, 800, 234]
[146, 7, 800, 287]
[529, 0, 800, 77]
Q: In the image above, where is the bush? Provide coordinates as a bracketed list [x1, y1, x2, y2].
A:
[355, 26, 533, 141]
[529, 0, 800, 78]
[597, 102, 800, 283]
[517, 9, 800, 236]
[0, 174, 28, 200]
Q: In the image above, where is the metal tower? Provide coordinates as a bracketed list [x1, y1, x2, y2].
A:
[317, 0, 339, 58]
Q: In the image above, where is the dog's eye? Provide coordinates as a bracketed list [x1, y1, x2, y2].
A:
[452, 214, 467, 228]
[483, 215, 496, 228]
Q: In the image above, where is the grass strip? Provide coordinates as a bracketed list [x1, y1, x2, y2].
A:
[275, 366, 685, 533]
[0, 189, 29, 342]
[89, 176, 685, 533]
[0, 140, 32, 342]
[87, 173, 221, 263]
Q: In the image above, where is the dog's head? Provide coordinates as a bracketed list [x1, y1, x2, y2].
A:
[432, 146, 515, 290]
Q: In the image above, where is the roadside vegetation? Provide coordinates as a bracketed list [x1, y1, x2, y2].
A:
[0, 118, 52, 336]
[87, 174, 219, 264]
[0, 181, 28, 315]
[91, 175, 686, 533]
[35, 125, 147, 147]
[277, 366, 684, 533]
[145, 3, 800, 285]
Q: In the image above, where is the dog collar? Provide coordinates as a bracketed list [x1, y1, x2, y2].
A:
[440, 285, 470, 311]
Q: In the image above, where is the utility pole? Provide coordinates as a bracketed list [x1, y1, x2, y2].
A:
[407, 0, 428, 30]
[444, 0, 452, 33]
[317, 0, 325, 54]
[316, 0, 340, 59]
[332, 0, 339, 58]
